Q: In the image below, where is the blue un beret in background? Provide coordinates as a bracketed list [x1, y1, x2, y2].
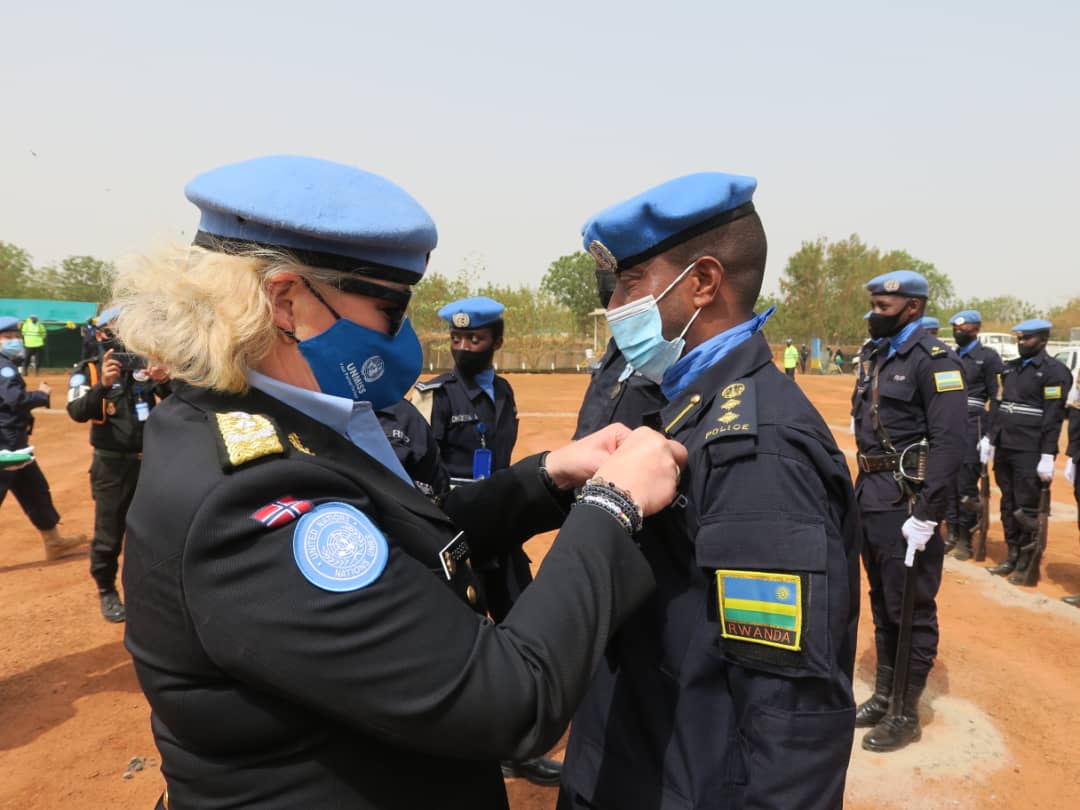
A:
[438, 296, 505, 329]
[865, 269, 929, 298]
[95, 306, 122, 327]
[581, 172, 757, 272]
[1012, 318, 1053, 335]
[950, 310, 982, 326]
[185, 155, 437, 284]
[0, 316, 20, 332]
[921, 316, 939, 330]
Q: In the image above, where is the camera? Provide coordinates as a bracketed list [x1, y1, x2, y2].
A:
[111, 352, 147, 371]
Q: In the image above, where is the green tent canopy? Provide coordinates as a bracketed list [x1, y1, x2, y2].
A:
[0, 298, 100, 368]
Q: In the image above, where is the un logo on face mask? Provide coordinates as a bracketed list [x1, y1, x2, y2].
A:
[361, 356, 385, 383]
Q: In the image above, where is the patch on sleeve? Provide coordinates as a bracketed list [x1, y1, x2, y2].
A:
[292, 502, 389, 592]
[213, 411, 285, 470]
[0, 367, 15, 379]
[251, 496, 313, 528]
[1044, 385, 1063, 400]
[716, 570, 802, 651]
[68, 372, 87, 387]
[933, 370, 963, 392]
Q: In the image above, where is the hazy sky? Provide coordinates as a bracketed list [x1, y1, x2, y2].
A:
[3, 1, 1077, 309]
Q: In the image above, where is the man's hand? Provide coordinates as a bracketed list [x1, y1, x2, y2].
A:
[100, 348, 121, 388]
[1065, 458, 1076, 486]
[901, 516, 937, 566]
[37, 380, 51, 397]
[592, 427, 688, 517]
[1037, 453, 1055, 483]
[978, 436, 994, 464]
[544, 423, 633, 490]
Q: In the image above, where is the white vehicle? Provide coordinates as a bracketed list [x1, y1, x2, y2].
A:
[1053, 345, 1080, 393]
[978, 332, 1019, 361]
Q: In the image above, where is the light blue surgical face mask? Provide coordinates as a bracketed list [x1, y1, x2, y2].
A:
[293, 280, 422, 409]
[605, 261, 702, 383]
[1, 338, 25, 359]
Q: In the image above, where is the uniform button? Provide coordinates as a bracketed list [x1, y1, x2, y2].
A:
[466, 585, 478, 604]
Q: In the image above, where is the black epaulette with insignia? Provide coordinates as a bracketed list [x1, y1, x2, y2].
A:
[212, 410, 286, 471]
[700, 379, 758, 445]
[414, 377, 447, 393]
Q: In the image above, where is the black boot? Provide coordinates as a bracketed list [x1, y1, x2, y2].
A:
[1063, 594, 1080, 608]
[1008, 546, 1037, 586]
[862, 683, 924, 752]
[501, 757, 562, 786]
[943, 525, 958, 553]
[854, 664, 894, 728]
[987, 545, 1019, 576]
[952, 525, 973, 561]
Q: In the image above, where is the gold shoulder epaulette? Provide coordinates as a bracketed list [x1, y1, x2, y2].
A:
[213, 411, 285, 470]
[930, 345, 946, 357]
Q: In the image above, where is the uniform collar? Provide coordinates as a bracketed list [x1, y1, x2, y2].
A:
[888, 321, 923, 357]
[957, 339, 980, 357]
[1019, 350, 1046, 369]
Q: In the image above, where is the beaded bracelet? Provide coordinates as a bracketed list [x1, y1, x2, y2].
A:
[575, 478, 644, 534]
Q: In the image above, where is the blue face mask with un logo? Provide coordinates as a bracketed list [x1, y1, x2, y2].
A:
[605, 261, 702, 383]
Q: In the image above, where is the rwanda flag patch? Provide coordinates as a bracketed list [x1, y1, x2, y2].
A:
[716, 570, 803, 652]
[934, 370, 963, 392]
[1044, 386, 1062, 400]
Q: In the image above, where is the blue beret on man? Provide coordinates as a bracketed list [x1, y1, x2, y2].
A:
[185, 155, 437, 284]
[949, 310, 981, 326]
[438, 296, 505, 330]
[581, 172, 757, 272]
[0, 316, 20, 332]
[921, 316, 939, 330]
[865, 270, 930, 298]
[1012, 318, 1053, 335]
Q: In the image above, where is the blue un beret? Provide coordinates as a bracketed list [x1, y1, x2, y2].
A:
[438, 296, 505, 329]
[950, 310, 982, 326]
[1013, 318, 1052, 335]
[865, 269, 929, 298]
[0, 316, 20, 332]
[185, 155, 437, 284]
[921, 316, 939, 330]
[96, 306, 122, 327]
[581, 172, 757, 272]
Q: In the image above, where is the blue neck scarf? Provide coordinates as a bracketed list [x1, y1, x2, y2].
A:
[958, 339, 979, 357]
[660, 306, 776, 400]
[886, 320, 922, 359]
[473, 367, 496, 403]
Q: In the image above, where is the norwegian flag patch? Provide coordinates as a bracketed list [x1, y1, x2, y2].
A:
[251, 496, 314, 528]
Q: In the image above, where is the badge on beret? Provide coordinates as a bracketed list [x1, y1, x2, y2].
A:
[292, 502, 389, 592]
[953, 317, 967, 325]
[452, 312, 471, 328]
[883, 279, 900, 292]
[588, 240, 617, 272]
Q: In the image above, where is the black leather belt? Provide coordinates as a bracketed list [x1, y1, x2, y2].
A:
[93, 448, 143, 460]
[857, 453, 900, 473]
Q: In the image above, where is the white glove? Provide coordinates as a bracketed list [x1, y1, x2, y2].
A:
[1068, 385, 1080, 406]
[850, 416, 856, 434]
[978, 436, 994, 464]
[1037, 453, 1055, 482]
[1066, 458, 1076, 485]
[901, 516, 937, 566]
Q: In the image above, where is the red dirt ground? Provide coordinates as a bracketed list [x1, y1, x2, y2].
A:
[1, 371, 1078, 809]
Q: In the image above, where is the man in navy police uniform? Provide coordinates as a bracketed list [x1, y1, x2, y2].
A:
[558, 173, 862, 810]
[850, 270, 967, 752]
[985, 319, 1072, 584]
[942, 310, 1001, 560]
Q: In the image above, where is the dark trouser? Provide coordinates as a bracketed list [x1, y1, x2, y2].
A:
[0, 460, 60, 530]
[480, 548, 533, 624]
[993, 447, 1041, 548]
[24, 346, 43, 371]
[860, 507, 944, 686]
[945, 411, 983, 530]
[785, 366, 796, 378]
[89, 451, 141, 592]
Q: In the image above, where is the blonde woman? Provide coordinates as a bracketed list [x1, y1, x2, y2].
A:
[115, 155, 685, 810]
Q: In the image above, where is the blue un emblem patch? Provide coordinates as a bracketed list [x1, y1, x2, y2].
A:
[292, 502, 389, 592]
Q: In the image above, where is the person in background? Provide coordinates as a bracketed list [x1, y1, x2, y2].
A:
[67, 307, 171, 622]
[921, 316, 940, 337]
[783, 337, 798, 378]
[0, 315, 87, 559]
[799, 342, 810, 374]
[81, 317, 99, 361]
[377, 397, 450, 503]
[1063, 380, 1080, 607]
[115, 154, 686, 810]
[19, 314, 47, 375]
[833, 346, 845, 374]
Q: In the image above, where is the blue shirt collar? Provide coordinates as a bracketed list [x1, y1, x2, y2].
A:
[660, 306, 776, 400]
[886, 320, 922, 359]
[472, 367, 496, 403]
[957, 339, 979, 357]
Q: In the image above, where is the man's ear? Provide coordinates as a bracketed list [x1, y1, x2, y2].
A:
[690, 256, 724, 308]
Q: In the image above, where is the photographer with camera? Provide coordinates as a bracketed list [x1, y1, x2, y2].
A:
[67, 307, 170, 622]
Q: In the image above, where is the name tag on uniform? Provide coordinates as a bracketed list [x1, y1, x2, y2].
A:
[1044, 386, 1062, 399]
[716, 570, 802, 652]
[933, 370, 963, 392]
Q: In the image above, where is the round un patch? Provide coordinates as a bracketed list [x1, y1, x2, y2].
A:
[292, 502, 389, 592]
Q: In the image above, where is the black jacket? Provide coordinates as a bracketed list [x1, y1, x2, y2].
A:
[989, 350, 1073, 455]
[562, 333, 861, 810]
[572, 338, 666, 440]
[66, 356, 169, 452]
[376, 398, 450, 500]
[0, 355, 48, 450]
[123, 382, 654, 810]
[958, 341, 1003, 434]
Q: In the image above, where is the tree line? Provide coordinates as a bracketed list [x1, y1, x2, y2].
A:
[2, 237, 1076, 344]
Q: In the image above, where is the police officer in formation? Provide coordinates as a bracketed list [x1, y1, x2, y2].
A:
[0, 315, 87, 559]
[117, 155, 686, 810]
[1064, 382, 1080, 607]
[985, 319, 1072, 584]
[559, 172, 862, 810]
[66, 308, 170, 622]
[921, 316, 940, 336]
[851, 270, 966, 752]
[572, 267, 665, 439]
[943, 310, 1002, 560]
